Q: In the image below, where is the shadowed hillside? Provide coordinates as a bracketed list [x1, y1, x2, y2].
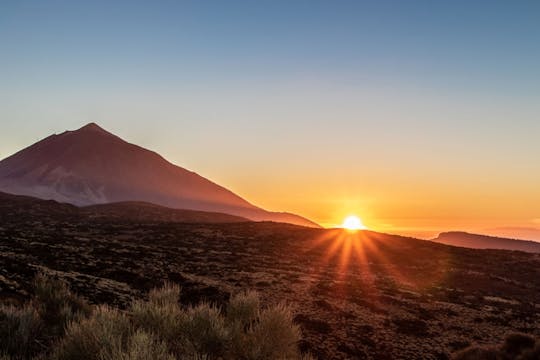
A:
[0, 192, 249, 224]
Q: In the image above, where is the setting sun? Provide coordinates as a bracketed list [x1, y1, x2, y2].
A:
[341, 215, 367, 230]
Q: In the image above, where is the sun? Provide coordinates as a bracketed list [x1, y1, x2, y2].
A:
[341, 215, 367, 231]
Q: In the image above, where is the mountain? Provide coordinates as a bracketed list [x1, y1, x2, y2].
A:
[0, 191, 249, 224]
[432, 231, 540, 253]
[0, 123, 319, 227]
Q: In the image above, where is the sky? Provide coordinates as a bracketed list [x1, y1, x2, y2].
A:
[1, 0, 540, 240]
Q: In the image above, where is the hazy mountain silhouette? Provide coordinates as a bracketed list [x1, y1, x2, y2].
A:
[0, 123, 319, 227]
[432, 231, 540, 253]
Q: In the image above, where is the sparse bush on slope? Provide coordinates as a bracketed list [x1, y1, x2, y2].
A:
[33, 274, 91, 337]
[0, 304, 42, 359]
[130, 283, 186, 348]
[452, 333, 540, 360]
[109, 330, 175, 360]
[131, 285, 305, 359]
[52, 305, 132, 360]
[0, 274, 309, 360]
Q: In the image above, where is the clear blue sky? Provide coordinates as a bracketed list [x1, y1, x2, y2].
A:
[1, 0, 539, 238]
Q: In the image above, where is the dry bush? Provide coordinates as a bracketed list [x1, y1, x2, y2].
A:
[181, 302, 229, 358]
[106, 330, 175, 360]
[452, 346, 500, 360]
[226, 291, 260, 327]
[33, 274, 91, 335]
[518, 341, 540, 360]
[452, 333, 540, 360]
[130, 284, 186, 354]
[226, 293, 301, 360]
[4, 276, 307, 360]
[248, 303, 301, 360]
[51, 305, 132, 360]
[501, 333, 536, 359]
[148, 283, 181, 308]
[0, 304, 42, 359]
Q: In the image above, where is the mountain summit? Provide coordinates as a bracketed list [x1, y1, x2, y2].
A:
[0, 123, 319, 227]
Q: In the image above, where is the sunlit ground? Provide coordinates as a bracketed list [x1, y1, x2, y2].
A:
[304, 223, 452, 301]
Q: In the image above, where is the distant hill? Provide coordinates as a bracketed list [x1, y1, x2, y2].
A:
[82, 201, 249, 223]
[0, 191, 249, 224]
[0, 123, 319, 227]
[432, 231, 540, 253]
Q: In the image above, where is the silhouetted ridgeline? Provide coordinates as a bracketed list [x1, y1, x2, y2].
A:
[433, 231, 540, 253]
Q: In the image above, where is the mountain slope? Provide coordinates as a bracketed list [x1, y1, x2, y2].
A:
[432, 231, 540, 253]
[0, 123, 318, 227]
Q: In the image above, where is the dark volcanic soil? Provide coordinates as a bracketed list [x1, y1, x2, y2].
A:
[1, 195, 539, 359]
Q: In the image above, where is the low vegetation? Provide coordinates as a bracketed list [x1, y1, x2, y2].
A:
[453, 333, 540, 360]
[1, 275, 310, 360]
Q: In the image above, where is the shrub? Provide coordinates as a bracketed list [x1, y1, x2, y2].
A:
[106, 330, 175, 360]
[452, 333, 540, 360]
[227, 301, 301, 360]
[249, 303, 301, 360]
[4, 276, 308, 360]
[0, 304, 42, 359]
[226, 291, 260, 328]
[52, 305, 132, 360]
[147, 282, 181, 308]
[519, 340, 540, 360]
[33, 274, 91, 335]
[181, 303, 229, 358]
[452, 346, 500, 360]
[500, 333, 536, 358]
[130, 284, 186, 354]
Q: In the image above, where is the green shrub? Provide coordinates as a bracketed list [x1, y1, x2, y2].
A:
[0, 304, 42, 359]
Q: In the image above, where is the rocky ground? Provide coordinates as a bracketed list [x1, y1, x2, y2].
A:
[1, 195, 539, 359]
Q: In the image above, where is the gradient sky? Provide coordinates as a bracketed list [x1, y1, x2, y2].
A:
[1, 1, 540, 239]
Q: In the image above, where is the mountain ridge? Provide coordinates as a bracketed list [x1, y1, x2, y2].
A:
[432, 230, 540, 253]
